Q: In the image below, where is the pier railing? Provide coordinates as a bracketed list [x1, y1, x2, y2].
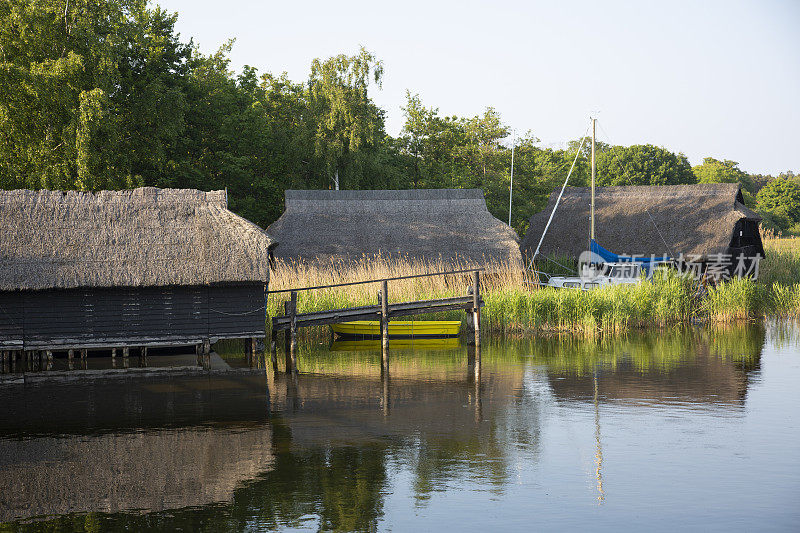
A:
[268, 269, 484, 373]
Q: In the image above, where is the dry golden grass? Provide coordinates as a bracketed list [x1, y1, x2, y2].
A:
[266, 240, 800, 334]
[763, 234, 800, 253]
[270, 255, 526, 302]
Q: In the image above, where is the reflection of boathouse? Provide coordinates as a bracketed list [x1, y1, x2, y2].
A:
[0, 188, 276, 352]
[542, 330, 763, 406]
[0, 373, 273, 522]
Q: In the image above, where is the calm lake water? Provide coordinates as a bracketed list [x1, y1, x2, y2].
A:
[1, 322, 799, 531]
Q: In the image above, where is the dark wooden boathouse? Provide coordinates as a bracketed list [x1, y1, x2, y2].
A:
[0, 188, 276, 353]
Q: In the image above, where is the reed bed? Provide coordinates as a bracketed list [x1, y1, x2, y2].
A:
[267, 237, 800, 335]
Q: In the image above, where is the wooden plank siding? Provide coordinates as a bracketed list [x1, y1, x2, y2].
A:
[0, 284, 266, 350]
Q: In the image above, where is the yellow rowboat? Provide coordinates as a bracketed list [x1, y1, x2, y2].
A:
[331, 338, 460, 351]
[331, 320, 461, 339]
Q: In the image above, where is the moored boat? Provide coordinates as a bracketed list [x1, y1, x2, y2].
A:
[332, 320, 461, 339]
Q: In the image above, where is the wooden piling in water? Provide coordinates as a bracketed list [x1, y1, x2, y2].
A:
[289, 291, 298, 373]
[472, 270, 481, 353]
[380, 280, 389, 369]
[283, 301, 291, 371]
[270, 335, 278, 372]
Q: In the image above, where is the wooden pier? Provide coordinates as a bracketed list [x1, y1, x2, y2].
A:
[269, 269, 484, 373]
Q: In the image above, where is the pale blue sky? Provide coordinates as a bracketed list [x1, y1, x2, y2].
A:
[157, 0, 799, 175]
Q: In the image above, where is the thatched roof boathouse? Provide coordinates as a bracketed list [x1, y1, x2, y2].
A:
[266, 189, 522, 267]
[0, 188, 276, 352]
[521, 183, 764, 267]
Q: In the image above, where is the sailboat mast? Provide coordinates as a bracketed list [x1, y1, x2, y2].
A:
[508, 130, 515, 227]
[590, 118, 596, 242]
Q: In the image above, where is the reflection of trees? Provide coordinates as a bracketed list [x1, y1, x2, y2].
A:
[229, 416, 390, 532]
[535, 325, 764, 406]
[274, 342, 539, 506]
[520, 324, 763, 377]
[1, 324, 771, 531]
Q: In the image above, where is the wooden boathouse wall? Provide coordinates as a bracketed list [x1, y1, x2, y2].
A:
[0, 283, 266, 350]
[1, 188, 276, 353]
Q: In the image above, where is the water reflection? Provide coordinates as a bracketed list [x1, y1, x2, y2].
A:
[535, 326, 762, 407]
[1, 322, 792, 532]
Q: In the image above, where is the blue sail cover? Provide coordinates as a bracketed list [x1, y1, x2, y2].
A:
[590, 239, 671, 273]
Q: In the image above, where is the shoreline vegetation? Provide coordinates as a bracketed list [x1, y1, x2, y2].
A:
[267, 236, 800, 336]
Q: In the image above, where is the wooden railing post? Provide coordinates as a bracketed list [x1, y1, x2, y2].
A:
[289, 290, 298, 373]
[472, 271, 481, 347]
[472, 270, 481, 368]
[283, 300, 291, 370]
[380, 280, 389, 368]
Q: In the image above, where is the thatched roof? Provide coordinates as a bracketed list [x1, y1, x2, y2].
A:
[521, 183, 760, 259]
[0, 187, 275, 291]
[266, 189, 522, 266]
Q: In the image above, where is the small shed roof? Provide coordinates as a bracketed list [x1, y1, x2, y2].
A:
[521, 183, 760, 259]
[266, 189, 522, 266]
[0, 187, 275, 291]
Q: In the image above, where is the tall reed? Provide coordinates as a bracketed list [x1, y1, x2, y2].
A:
[267, 237, 800, 335]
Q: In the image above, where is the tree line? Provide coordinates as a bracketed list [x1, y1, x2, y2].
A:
[2, 0, 799, 236]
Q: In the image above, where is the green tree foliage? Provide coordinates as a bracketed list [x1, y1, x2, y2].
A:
[2, 0, 798, 238]
[756, 176, 800, 233]
[307, 47, 385, 190]
[692, 157, 755, 194]
[594, 144, 695, 186]
[0, 0, 190, 190]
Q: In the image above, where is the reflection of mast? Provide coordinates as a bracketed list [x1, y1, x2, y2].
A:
[594, 371, 605, 504]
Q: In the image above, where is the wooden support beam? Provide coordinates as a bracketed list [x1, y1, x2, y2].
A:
[380, 280, 389, 368]
[382, 367, 390, 417]
[472, 270, 481, 353]
[289, 291, 298, 373]
[283, 301, 291, 371]
[270, 333, 278, 372]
